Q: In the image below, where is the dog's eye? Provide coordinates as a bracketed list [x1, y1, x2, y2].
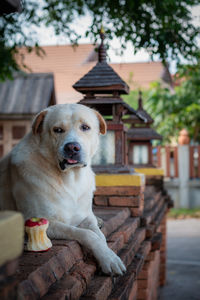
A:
[80, 124, 90, 131]
[53, 127, 64, 134]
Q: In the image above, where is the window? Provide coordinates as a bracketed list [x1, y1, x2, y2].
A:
[92, 131, 115, 165]
[12, 126, 26, 139]
[133, 145, 148, 164]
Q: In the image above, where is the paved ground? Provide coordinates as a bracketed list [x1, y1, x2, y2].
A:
[159, 219, 200, 300]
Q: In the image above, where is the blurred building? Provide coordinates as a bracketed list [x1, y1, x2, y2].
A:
[0, 73, 55, 157]
[19, 44, 165, 103]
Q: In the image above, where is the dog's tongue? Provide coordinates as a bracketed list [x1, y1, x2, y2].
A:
[67, 159, 78, 164]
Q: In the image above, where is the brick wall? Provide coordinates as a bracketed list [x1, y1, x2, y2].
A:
[0, 174, 171, 300]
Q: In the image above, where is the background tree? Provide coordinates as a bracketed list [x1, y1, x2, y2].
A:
[0, 0, 199, 80]
[142, 56, 200, 144]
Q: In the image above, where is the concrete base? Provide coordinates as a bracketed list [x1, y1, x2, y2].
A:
[164, 179, 200, 208]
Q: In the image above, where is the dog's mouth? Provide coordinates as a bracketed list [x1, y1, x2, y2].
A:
[59, 159, 86, 171]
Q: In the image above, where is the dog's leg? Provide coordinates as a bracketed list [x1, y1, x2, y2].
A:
[96, 216, 104, 229]
[78, 214, 106, 242]
[48, 220, 126, 275]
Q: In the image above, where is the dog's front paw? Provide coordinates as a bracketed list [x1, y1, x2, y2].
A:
[99, 249, 126, 276]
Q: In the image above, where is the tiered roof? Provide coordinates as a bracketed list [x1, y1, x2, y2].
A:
[125, 91, 162, 141]
[73, 29, 129, 95]
[73, 29, 144, 121]
[73, 62, 129, 95]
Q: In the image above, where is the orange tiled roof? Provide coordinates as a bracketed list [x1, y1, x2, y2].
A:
[19, 44, 164, 104]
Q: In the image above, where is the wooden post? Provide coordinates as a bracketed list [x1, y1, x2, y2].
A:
[148, 144, 153, 165]
[198, 146, 200, 179]
[189, 146, 195, 179]
[174, 146, 179, 178]
[157, 146, 161, 168]
[165, 146, 171, 178]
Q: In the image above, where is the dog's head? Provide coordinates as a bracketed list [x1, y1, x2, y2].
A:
[32, 104, 107, 171]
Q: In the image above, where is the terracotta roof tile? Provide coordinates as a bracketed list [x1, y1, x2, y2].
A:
[18, 44, 164, 103]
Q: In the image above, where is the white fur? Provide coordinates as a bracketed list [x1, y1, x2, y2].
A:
[0, 103, 126, 275]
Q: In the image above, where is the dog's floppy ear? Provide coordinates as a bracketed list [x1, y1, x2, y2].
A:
[32, 110, 48, 135]
[95, 111, 107, 135]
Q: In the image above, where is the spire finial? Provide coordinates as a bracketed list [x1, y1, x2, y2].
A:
[98, 25, 107, 63]
[138, 90, 143, 109]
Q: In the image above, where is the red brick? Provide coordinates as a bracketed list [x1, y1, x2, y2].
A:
[160, 256, 166, 264]
[101, 208, 131, 237]
[108, 264, 136, 300]
[6, 259, 19, 277]
[137, 287, 149, 299]
[95, 186, 142, 196]
[142, 262, 150, 270]
[108, 196, 140, 207]
[160, 245, 166, 252]
[94, 196, 108, 206]
[42, 274, 83, 300]
[120, 228, 146, 267]
[138, 268, 150, 280]
[18, 279, 38, 300]
[70, 261, 96, 288]
[110, 241, 151, 300]
[80, 276, 112, 300]
[128, 281, 137, 300]
[55, 246, 78, 272]
[146, 251, 155, 262]
[138, 279, 148, 289]
[146, 225, 155, 238]
[0, 278, 18, 300]
[48, 256, 65, 280]
[118, 218, 140, 243]
[28, 265, 56, 297]
[130, 206, 144, 217]
[17, 242, 84, 299]
[66, 241, 84, 261]
[151, 232, 162, 251]
[43, 261, 96, 300]
[0, 259, 18, 283]
[108, 232, 124, 254]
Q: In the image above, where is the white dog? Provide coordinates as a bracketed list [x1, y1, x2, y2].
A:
[0, 103, 126, 275]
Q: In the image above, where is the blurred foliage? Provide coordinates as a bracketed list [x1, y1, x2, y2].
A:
[123, 57, 200, 144]
[168, 208, 200, 219]
[145, 57, 200, 144]
[123, 89, 149, 110]
[0, 0, 199, 80]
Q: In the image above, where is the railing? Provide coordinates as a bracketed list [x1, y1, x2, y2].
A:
[153, 145, 200, 179]
[189, 146, 200, 179]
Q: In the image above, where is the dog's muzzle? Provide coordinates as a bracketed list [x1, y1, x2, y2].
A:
[59, 142, 87, 171]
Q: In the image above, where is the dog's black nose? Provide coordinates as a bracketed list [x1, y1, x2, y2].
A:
[64, 142, 81, 155]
